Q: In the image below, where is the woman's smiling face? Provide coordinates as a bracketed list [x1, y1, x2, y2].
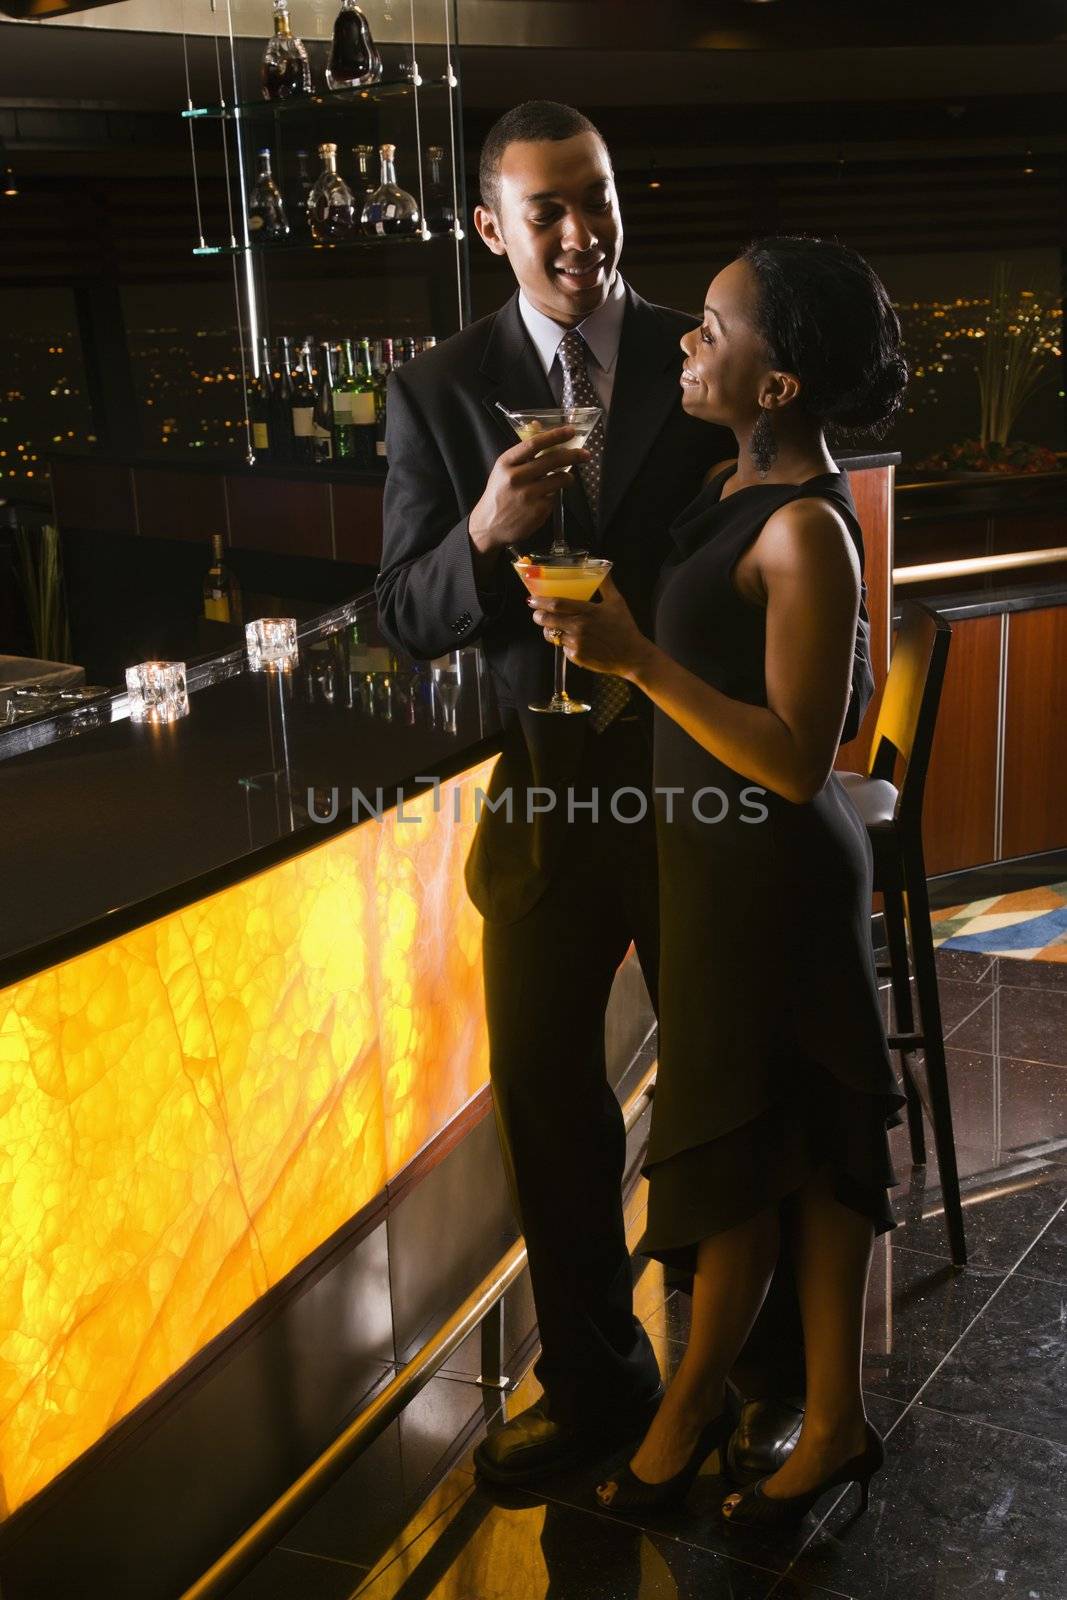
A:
[678, 258, 775, 428]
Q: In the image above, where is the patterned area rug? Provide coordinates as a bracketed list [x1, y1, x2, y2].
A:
[931, 881, 1067, 962]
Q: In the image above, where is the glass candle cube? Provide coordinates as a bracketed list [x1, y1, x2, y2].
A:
[125, 660, 188, 723]
[246, 616, 299, 671]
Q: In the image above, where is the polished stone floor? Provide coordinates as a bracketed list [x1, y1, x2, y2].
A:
[231, 895, 1067, 1600]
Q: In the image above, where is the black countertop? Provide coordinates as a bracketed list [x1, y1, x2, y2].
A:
[0, 595, 502, 986]
[894, 580, 1067, 624]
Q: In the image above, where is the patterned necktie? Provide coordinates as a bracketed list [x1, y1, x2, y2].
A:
[556, 326, 631, 733]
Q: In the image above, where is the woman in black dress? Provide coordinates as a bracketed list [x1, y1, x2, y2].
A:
[527, 236, 908, 1528]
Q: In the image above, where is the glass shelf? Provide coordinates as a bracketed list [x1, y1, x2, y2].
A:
[183, 76, 454, 121]
[193, 229, 459, 258]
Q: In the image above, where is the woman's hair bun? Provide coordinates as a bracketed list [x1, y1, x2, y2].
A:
[740, 237, 908, 440]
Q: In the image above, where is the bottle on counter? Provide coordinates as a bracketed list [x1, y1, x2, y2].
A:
[312, 341, 336, 463]
[261, 0, 311, 102]
[248, 336, 274, 458]
[423, 146, 454, 237]
[326, 0, 382, 90]
[308, 143, 356, 242]
[247, 148, 289, 242]
[291, 341, 317, 465]
[361, 143, 419, 237]
[270, 335, 296, 461]
[203, 534, 243, 624]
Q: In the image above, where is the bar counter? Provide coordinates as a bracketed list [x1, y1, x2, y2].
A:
[0, 597, 505, 1546]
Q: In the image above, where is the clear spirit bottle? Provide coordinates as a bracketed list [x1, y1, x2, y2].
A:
[423, 146, 454, 236]
[247, 149, 289, 243]
[261, 0, 311, 102]
[361, 143, 419, 237]
[326, 0, 382, 90]
[308, 143, 356, 242]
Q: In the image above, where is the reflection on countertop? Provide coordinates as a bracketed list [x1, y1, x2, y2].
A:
[0, 592, 502, 981]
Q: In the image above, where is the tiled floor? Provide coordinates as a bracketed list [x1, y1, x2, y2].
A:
[230, 907, 1067, 1600]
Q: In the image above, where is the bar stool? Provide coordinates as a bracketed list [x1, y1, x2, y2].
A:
[838, 600, 967, 1266]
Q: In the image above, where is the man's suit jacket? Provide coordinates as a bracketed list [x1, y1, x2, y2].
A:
[375, 280, 872, 924]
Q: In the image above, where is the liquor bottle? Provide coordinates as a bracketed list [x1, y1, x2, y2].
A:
[248, 337, 274, 458]
[326, 0, 382, 90]
[352, 143, 376, 210]
[312, 342, 336, 463]
[261, 0, 311, 102]
[291, 342, 317, 465]
[271, 335, 296, 461]
[308, 143, 356, 242]
[331, 338, 358, 461]
[288, 150, 314, 236]
[203, 534, 243, 624]
[336, 338, 376, 469]
[247, 149, 289, 242]
[360, 143, 419, 237]
[373, 336, 393, 460]
[423, 146, 454, 236]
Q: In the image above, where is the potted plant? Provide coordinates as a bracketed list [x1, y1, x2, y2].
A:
[916, 264, 1062, 476]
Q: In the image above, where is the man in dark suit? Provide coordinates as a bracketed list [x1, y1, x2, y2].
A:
[376, 101, 870, 1486]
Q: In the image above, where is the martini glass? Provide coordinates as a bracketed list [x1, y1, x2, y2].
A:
[513, 552, 612, 713]
[496, 403, 602, 554]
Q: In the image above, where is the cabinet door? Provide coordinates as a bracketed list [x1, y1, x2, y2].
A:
[1002, 607, 1067, 860]
[920, 613, 1001, 877]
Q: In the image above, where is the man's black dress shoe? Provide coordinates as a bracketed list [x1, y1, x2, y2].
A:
[725, 1396, 805, 1486]
[473, 1389, 664, 1486]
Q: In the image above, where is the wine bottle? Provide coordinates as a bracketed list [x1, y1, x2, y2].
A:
[312, 342, 335, 464]
[360, 143, 419, 237]
[339, 338, 376, 469]
[332, 338, 358, 462]
[373, 337, 393, 460]
[270, 335, 296, 462]
[261, 0, 311, 102]
[423, 146, 454, 236]
[291, 342, 317, 465]
[248, 336, 274, 459]
[326, 0, 382, 90]
[203, 534, 243, 624]
[247, 149, 289, 243]
[308, 143, 356, 243]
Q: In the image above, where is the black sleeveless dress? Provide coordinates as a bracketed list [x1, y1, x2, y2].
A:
[638, 468, 905, 1272]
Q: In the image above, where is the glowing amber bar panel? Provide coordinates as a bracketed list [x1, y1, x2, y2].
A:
[0, 757, 497, 1518]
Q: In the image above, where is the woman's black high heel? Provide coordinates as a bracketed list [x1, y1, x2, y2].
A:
[720, 1421, 884, 1528]
[595, 1410, 733, 1513]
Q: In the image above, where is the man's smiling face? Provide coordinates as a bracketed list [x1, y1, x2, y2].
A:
[475, 131, 623, 327]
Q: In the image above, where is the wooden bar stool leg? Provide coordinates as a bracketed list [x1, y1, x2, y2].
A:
[882, 882, 927, 1167]
[903, 848, 968, 1267]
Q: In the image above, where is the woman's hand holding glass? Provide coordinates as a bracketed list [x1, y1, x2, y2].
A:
[527, 573, 652, 680]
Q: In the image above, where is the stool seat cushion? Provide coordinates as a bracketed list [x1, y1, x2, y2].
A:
[838, 770, 899, 830]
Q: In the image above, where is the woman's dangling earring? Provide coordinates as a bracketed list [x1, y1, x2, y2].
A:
[751, 410, 778, 476]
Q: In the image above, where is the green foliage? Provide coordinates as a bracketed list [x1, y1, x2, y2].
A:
[13, 523, 72, 664]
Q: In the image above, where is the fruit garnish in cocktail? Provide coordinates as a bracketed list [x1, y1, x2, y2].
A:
[513, 552, 612, 714]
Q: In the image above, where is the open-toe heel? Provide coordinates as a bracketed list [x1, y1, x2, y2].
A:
[595, 1409, 733, 1513]
[721, 1421, 884, 1529]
